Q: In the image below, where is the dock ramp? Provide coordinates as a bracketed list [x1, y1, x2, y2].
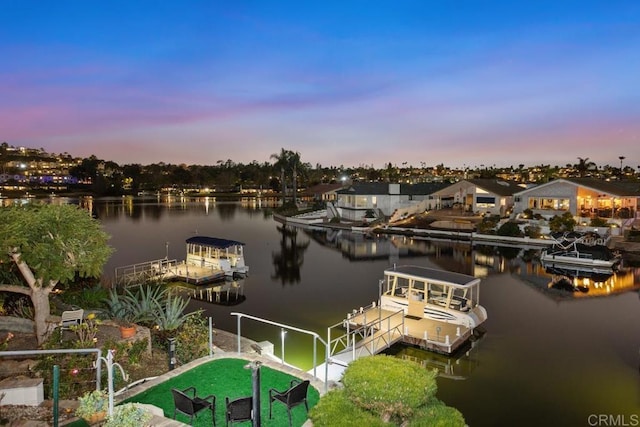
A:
[319, 306, 404, 381]
[313, 303, 475, 382]
[114, 258, 179, 287]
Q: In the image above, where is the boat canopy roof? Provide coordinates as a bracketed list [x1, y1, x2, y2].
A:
[385, 265, 480, 288]
[186, 236, 245, 248]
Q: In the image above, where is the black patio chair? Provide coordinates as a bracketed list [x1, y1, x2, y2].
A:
[268, 379, 310, 427]
[225, 396, 253, 426]
[171, 386, 216, 426]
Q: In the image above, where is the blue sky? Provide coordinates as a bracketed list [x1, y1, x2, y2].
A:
[1, 1, 639, 169]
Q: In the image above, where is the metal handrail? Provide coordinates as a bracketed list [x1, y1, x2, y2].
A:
[230, 312, 329, 392]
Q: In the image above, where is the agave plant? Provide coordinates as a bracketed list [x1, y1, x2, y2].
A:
[105, 289, 137, 327]
[153, 293, 196, 331]
[123, 284, 167, 325]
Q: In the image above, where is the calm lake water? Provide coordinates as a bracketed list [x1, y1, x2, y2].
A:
[81, 197, 640, 426]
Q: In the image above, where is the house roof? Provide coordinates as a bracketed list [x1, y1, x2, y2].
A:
[433, 179, 523, 197]
[515, 178, 640, 197]
[465, 179, 525, 196]
[302, 183, 345, 195]
[337, 182, 450, 196]
[401, 182, 450, 195]
[565, 178, 640, 196]
[337, 182, 393, 195]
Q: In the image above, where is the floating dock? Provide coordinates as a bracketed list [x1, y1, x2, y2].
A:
[348, 305, 472, 354]
[317, 303, 473, 382]
[114, 258, 227, 287]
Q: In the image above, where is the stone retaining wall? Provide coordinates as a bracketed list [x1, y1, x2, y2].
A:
[0, 316, 34, 334]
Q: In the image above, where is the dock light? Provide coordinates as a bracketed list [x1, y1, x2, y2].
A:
[168, 337, 176, 371]
[280, 329, 287, 366]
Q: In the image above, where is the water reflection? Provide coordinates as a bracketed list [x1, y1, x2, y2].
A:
[385, 338, 483, 381]
[175, 279, 246, 305]
[540, 262, 639, 298]
[297, 225, 640, 301]
[78, 196, 281, 223]
[271, 224, 310, 285]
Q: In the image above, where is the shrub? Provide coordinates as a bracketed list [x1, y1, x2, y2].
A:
[309, 389, 387, 427]
[311, 356, 462, 426]
[275, 201, 299, 216]
[496, 221, 523, 237]
[34, 349, 97, 399]
[342, 355, 437, 423]
[524, 224, 541, 238]
[104, 403, 152, 427]
[589, 217, 609, 227]
[627, 229, 640, 242]
[476, 215, 500, 234]
[75, 389, 108, 419]
[69, 312, 101, 347]
[409, 400, 466, 427]
[61, 284, 109, 310]
[174, 313, 210, 364]
[549, 212, 576, 233]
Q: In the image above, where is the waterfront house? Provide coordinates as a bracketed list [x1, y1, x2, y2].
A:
[512, 178, 640, 227]
[430, 179, 524, 216]
[302, 183, 345, 203]
[336, 182, 448, 221]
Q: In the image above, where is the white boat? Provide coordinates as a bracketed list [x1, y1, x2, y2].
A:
[185, 236, 249, 278]
[379, 265, 487, 328]
[540, 232, 621, 269]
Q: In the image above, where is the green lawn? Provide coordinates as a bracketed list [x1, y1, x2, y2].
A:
[122, 358, 320, 426]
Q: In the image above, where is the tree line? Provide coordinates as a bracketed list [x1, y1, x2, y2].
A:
[1, 142, 637, 197]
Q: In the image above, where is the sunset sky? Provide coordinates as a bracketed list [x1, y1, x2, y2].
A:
[2, 1, 639, 169]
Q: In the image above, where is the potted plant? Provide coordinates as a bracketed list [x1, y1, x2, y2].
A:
[105, 290, 138, 338]
[104, 403, 153, 427]
[75, 389, 108, 425]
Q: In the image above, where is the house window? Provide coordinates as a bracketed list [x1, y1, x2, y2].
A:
[476, 196, 496, 208]
[371, 196, 377, 208]
[529, 197, 570, 210]
[356, 196, 368, 208]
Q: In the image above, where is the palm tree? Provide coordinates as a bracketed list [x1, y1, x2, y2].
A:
[270, 148, 302, 205]
[575, 157, 596, 178]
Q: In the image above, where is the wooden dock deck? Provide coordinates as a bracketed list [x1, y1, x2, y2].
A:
[347, 306, 472, 355]
[114, 258, 226, 286]
[315, 305, 476, 383]
[169, 261, 227, 284]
